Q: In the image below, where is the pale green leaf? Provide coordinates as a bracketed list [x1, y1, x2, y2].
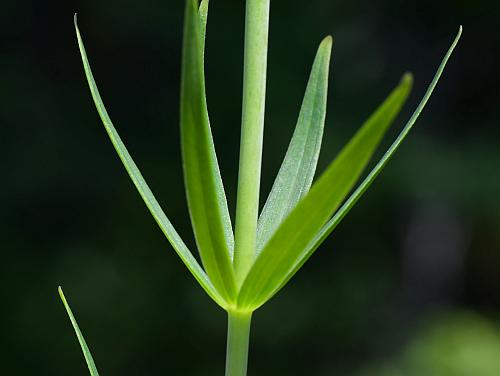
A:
[257, 36, 332, 253]
[58, 287, 99, 376]
[198, 0, 234, 257]
[199, 0, 209, 47]
[74, 14, 227, 309]
[274, 26, 464, 297]
[181, 0, 236, 301]
[240, 26, 462, 310]
[238, 74, 413, 310]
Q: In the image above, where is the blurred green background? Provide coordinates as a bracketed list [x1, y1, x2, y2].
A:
[1, 0, 499, 374]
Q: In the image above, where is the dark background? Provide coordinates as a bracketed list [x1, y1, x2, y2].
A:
[2, 0, 499, 374]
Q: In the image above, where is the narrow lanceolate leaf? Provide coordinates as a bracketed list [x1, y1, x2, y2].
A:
[198, 0, 234, 256]
[238, 74, 413, 310]
[181, 0, 236, 301]
[74, 15, 227, 309]
[257, 36, 332, 253]
[58, 287, 99, 376]
[273, 27, 464, 298]
[240, 27, 463, 310]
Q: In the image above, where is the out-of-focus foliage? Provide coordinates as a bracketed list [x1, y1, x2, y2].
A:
[358, 311, 500, 376]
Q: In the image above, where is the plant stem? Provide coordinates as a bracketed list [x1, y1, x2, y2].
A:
[234, 0, 271, 284]
[225, 311, 253, 376]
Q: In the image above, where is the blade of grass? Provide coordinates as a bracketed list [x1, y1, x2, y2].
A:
[238, 74, 413, 310]
[74, 15, 227, 309]
[257, 36, 332, 253]
[58, 287, 99, 376]
[243, 26, 463, 310]
[181, 0, 236, 301]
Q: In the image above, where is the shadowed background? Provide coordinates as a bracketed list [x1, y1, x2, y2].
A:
[1, 0, 499, 374]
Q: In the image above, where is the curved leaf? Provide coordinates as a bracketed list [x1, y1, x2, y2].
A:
[257, 36, 332, 253]
[181, 0, 236, 302]
[275, 26, 464, 297]
[74, 15, 227, 309]
[238, 73, 413, 310]
[240, 26, 462, 310]
[59, 287, 99, 376]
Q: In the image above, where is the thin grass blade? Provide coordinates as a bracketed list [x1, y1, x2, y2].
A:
[257, 36, 332, 253]
[241, 27, 462, 310]
[181, 0, 236, 301]
[58, 287, 99, 376]
[238, 74, 413, 310]
[74, 15, 227, 309]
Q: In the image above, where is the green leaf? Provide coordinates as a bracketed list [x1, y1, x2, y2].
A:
[74, 14, 227, 309]
[257, 36, 332, 253]
[181, 0, 236, 302]
[238, 73, 413, 310]
[58, 287, 100, 376]
[199, 0, 209, 47]
[276, 26, 464, 297]
[239, 26, 462, 310]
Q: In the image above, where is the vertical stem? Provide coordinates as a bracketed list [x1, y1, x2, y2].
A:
[225, 311, 253, 376]
[234, 0, 271, 284]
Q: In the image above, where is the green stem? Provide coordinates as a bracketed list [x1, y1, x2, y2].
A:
[234, 0, 271, 284]
[225, 311, 253, 376]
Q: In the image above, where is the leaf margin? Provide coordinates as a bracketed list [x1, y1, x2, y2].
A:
[58, 286, 100, 376]
[240, 26, 463, 310]
[74, 14, 227, 309]
[180, 0, 237, 301]
[237, 72, 414, 310]
[257, 35, 333, 253]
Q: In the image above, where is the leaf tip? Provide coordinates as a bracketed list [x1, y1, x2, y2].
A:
[401, 72, 414, 87]
[58, 286, 66, 302]
[453, 26, 463, 49]
[322, 35, 333, 50]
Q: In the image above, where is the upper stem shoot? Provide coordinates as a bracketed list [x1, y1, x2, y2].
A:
[234, 0, 271, 284]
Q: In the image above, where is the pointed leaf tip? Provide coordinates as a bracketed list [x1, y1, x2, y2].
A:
[74, 14, 227, 308]
[240, 72, 413, 310]
[253, 28, 462, 307]
[59, 288, 100, 376]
